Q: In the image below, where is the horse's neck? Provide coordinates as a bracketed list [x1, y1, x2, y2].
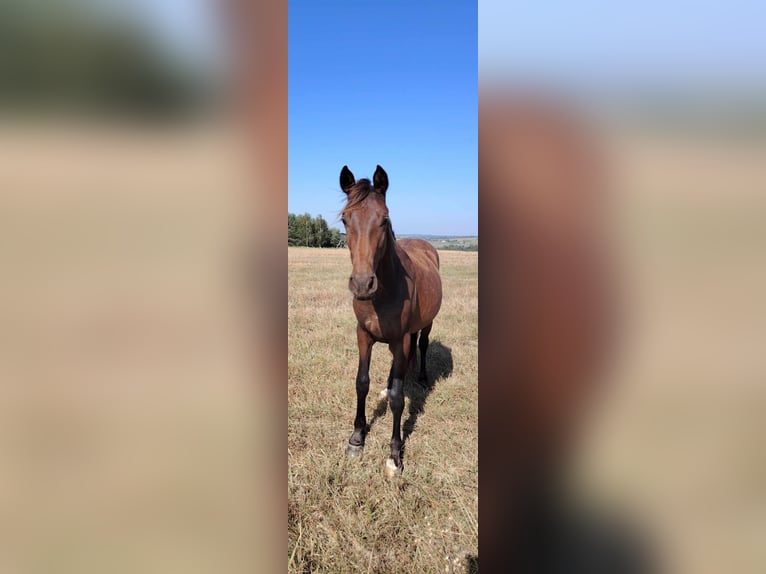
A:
[377, 231, 402, 292]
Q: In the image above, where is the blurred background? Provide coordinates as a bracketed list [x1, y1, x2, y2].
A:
[0, 0, 226, 120]
[4, 0, 765, 571]
[481, 1, 766, 572]
[0, 0, 283, 572]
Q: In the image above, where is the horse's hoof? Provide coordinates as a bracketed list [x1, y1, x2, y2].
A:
[346, 443, 364, 458]
[383, 457, 402, 478]
[379, 388, 388, 399]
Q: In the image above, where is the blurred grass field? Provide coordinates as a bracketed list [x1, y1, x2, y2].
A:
[571, 125, 766, 573]
[288, 248, 479, 573]
[0, 118, 763, 573]
[0, 122, 265, 574]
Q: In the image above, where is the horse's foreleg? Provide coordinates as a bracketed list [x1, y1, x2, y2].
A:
[347, 326, 373, 457]
[385, 334, 410, 477]
[418, 323, 432, 385]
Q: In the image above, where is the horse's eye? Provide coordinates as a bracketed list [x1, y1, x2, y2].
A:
[341, 218, 347, 226]
[381, 217, 389, 227]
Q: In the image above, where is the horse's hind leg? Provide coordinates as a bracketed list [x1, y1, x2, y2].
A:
[418, 323, 433, 385]
[347, 326, 373, 458]
[409, 333, 418, 373]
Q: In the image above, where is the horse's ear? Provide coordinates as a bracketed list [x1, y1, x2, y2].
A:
[340, 166, 355, 194]
[373, 165, 388, 195]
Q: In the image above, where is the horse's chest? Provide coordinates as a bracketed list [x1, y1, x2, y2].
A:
[355, 300, 410, 343]
[362, 315, 384, 339]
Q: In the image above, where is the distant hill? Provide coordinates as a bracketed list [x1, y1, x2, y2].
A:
[398, 234, 478, 252]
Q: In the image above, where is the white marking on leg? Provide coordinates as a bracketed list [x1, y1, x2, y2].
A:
[384, 457, 400, 478]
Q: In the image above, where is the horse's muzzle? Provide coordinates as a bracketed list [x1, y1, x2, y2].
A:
[349, 273, 378, 300]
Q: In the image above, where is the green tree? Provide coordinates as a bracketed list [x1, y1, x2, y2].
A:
[287, 212, 343, 247]
[315, 214, 330, 247]
[328, 227, 342, 248]
[287, 213, 299, 246]
[295, 213, 314, 247]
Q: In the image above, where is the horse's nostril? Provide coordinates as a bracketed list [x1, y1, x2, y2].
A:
[349, 274, 376, 296]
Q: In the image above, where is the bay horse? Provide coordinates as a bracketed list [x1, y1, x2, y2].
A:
[339, 165, 442, 477]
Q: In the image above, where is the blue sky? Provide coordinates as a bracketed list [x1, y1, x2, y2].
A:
[288, 1, 478, 236]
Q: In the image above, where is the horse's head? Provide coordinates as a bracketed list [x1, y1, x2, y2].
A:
[339, 165, 392, 300]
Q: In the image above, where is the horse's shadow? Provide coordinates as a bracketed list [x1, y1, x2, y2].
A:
[510, 501, 658, 574]
[366, 341, 453, 447]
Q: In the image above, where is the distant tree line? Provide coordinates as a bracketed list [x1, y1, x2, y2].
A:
[0, 0, 215, 119]
[439, 244, 478, 252]
[288, 213, 343, 248]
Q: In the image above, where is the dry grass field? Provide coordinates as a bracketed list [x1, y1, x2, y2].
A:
[288, 248, 478, 573]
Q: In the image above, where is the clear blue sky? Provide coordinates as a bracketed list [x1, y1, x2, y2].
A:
[288, 1, 478, 236]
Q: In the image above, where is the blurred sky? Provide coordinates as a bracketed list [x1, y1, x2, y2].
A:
[287, 1, 478, 236]
[480, 0, 766, 92]
[126, 0, 223, 65]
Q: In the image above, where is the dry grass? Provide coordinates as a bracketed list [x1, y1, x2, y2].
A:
[288, 248, 478, 573]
